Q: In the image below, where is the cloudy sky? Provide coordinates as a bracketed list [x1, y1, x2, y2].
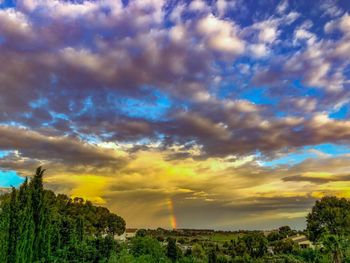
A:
[0, 0, 350, 230]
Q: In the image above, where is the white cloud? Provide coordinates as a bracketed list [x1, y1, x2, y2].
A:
[216, 0, 228, 17]
[0, 8, 33, 41]
[292, 97, 317, 112]
[250, 43, 269, 58]
[325, 13, 350, 35]
[339, 13, 350, 34]
[251, 19, 280, 44]
[169, 3, 185, 23]
[193, 91, 211, 102]
[259, 25, 278, 43]
[188, 0, 207, 11]
[284, 11, 300, 25]
[169, 24, 187, 43]
[276, 0, 288, 14]
[334, 41, 350, 57]
[196, 14, 244, 55]
[294, 27, 317, 46]
[319, 1, 344, 18]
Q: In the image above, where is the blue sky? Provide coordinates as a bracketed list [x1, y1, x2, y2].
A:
[262, 143, 350, 167]
[0, 170, 24, 187]
[0, 151, 22, 187]
[0, 0, 350, 230]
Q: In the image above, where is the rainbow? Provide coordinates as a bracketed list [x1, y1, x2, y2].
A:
[167, 198, 177, 229]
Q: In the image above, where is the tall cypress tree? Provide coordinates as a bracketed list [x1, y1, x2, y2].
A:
[6, 188, 19, 263]
[16, 178, 35, 263]
[29, 166, 51, 262]
[0, 191, 10, 263]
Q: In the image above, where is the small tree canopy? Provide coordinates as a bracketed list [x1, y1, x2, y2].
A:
[307, 196, 350, 242]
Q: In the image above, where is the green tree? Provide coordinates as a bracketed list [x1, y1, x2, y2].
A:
[0, 194, 9, 263]
[6, 188, 19, 263]
[107, 213, 125, 235]
[307, 196, 350, 242]
[321, 234, 347, 263]
[131, 236, 166, 261]
[243, 232, 268, 258]
[306, 196, 350, 263]
[166, 237, 178, 262]
[232, 238, 248, 257]
[267, 231, 282, 242]
[16, 178, 35, 263]
[217, 254, 228, 263]
[208, 249, 217, 263]
[274, 238, 299, 254]
[136, 229, 148, 238]
[298, 247, 328, 263]
[192, 243, 205, 260]
[30, 167, 51, 261]
[278, 226, 293, 238]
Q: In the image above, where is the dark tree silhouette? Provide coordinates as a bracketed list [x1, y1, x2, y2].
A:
[167, 237, 178, 262]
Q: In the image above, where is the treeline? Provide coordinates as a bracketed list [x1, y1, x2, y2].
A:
[0, 167, 125, 263]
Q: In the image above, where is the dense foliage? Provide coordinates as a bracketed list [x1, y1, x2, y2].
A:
[0, 167, 125, 262]
[307, 196, 350, 242]
[306, 196, 350, 263]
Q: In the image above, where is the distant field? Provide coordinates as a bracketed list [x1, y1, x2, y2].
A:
[208, 233, 241, 242]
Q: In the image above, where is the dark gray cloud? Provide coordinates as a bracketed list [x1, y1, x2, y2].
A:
[283, 174, 350, 184]
[0, 125, 126, 166]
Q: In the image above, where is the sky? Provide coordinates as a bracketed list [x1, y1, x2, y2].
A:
[0, 0, 350, 230]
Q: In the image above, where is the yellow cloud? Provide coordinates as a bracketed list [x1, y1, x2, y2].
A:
[302, 172, 333, 178]
[46, 174, 109, 205]
[39, 147, 350, 229]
